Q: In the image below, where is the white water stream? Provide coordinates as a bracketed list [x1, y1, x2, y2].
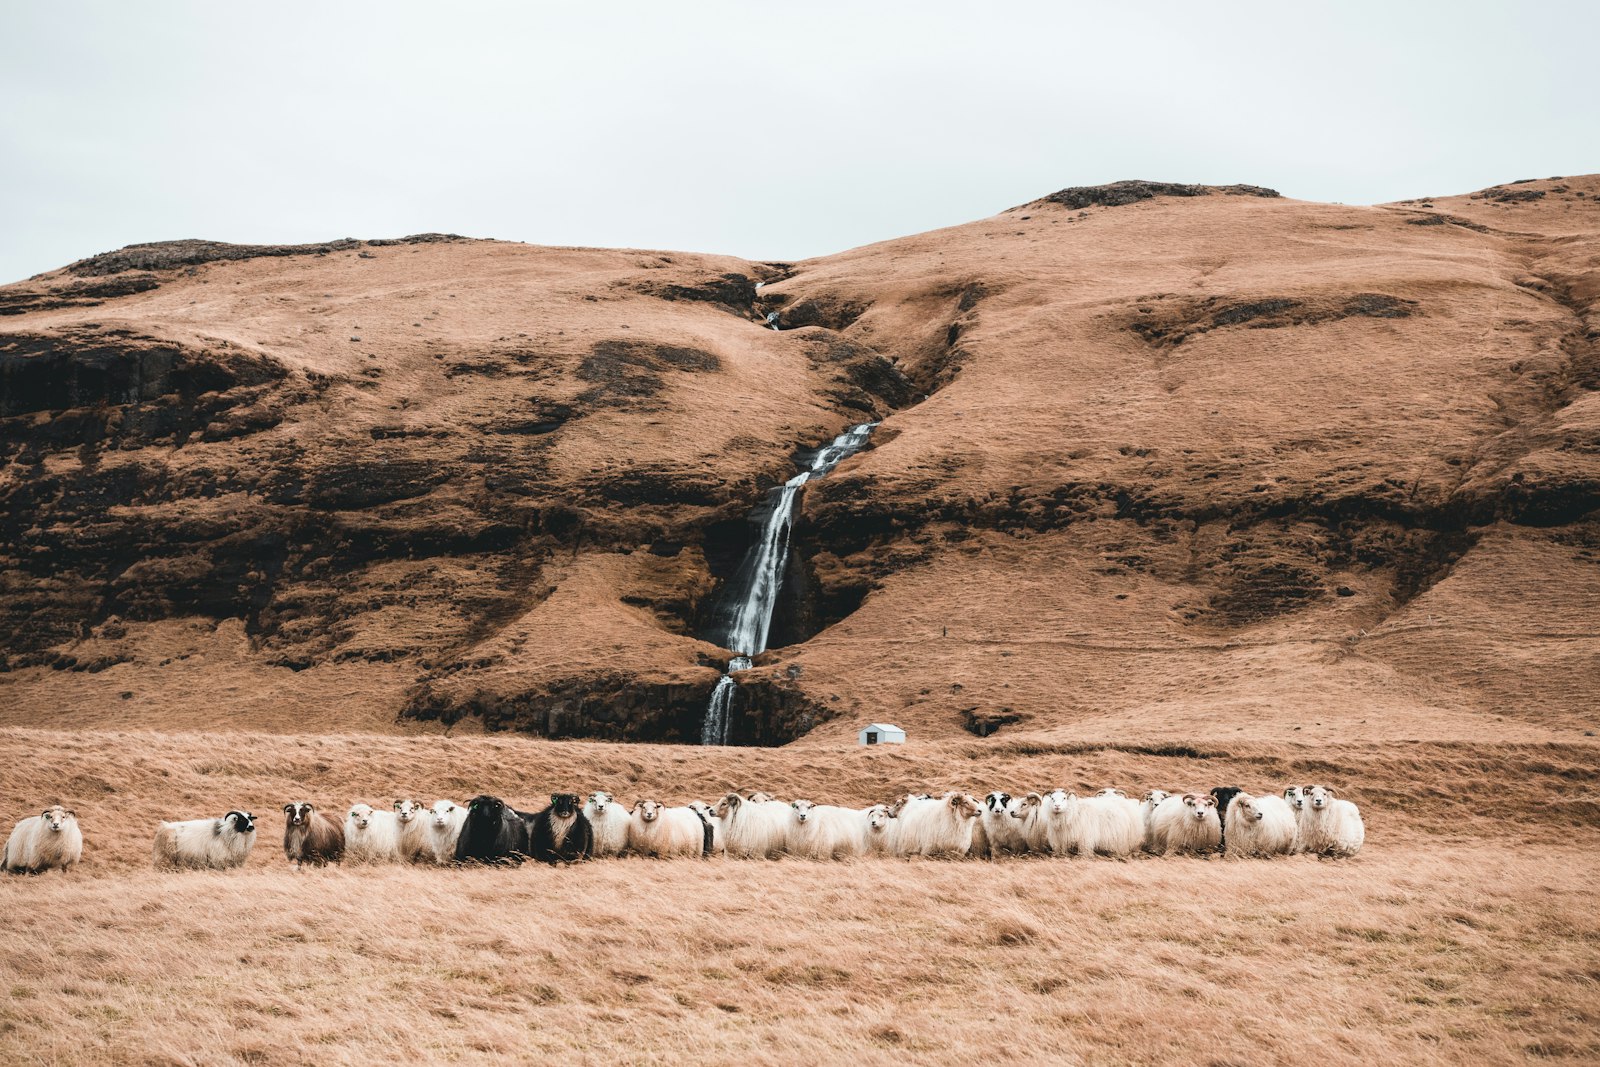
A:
[700, 422, 876, 744]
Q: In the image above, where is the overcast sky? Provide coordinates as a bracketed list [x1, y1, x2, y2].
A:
[2, 0, 1596, 283]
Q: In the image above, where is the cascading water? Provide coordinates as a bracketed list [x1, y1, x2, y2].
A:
[700, 422, 877, 745]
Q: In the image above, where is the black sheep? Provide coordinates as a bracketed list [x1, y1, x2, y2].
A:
[529, 793, 594, 864]
[1210, 787, 1244, 852]
[455, 794, 533, 865]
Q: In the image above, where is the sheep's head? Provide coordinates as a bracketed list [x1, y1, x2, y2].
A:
[790, 799, 815, 823]
[1142, 790, 1171, 809]
[950, 793, 982, 820]
[394, 799, 422, 824]
[429, 801, 457, 827]
[1284, 786, 1304, 810]
[1045, 789, 1070, 815]
[1233, 794, 1263, 822]
[1096, 788, 1127, 799]
[984, 791, 1012, 813]
[284, 802, 314, 827]
[550, 793, 581, 819]
[635, 800, 662, 823]
[348, 804, 374, 829]
[466, 795, 505, 822]
[865, 804, 891, 831]
[587, 791, 614, 815]
[714, 793, 741, 819]
[41, 806, 72, 831]
[1180, 794, 1217, 822]
[225, 811, 256, 835]
[1011, 793, 1043, 819]
[1305, 784, 1336, 810]
[747, 792, 773, 803]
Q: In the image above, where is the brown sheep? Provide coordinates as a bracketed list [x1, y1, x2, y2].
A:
[283, 802, 344, 867]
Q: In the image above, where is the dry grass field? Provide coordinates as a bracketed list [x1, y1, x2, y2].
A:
[3, 727, 1598, 1066]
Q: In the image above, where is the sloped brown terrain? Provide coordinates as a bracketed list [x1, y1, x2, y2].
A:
[1, 176, 1597, 751]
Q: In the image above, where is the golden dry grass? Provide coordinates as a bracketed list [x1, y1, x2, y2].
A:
[3, 726, 1599, 1065]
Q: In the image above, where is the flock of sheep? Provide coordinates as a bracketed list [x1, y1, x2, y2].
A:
[1, 784, 1365, 873]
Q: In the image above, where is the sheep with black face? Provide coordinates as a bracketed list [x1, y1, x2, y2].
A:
[530, 793, 594, 864]
[455, 794, 532, 865]
[153, 810, 256, 870]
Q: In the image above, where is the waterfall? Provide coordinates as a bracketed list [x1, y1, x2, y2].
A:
[699, 422, 877, 745]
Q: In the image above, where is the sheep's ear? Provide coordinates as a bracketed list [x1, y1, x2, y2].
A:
[41, 809, 52, 818]
[1182, 794, 1196, 805]
[283, 803, 294, 814]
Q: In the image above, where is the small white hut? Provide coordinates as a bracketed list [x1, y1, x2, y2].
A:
[859, 723, 906, 746]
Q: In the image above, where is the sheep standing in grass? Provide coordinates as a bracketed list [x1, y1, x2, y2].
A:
[1139, 790, 1171, 853]
[786, 800, 865, 860]
[860, 804, 896, 855]
[1298, 785, 1365, 858]
[530, 793, 593, 864]
[394, 799, 429, 862]
[1057, 791, 1143, 858]
[344, 803, 402, 863]
[455, 795, 532, 864]
[1223, 792, 1298, 858]
[714, 792, 789, 858]
[153, 810, 256, 870]
[1148, 794, 1221, 855]
[282, 802, 343, 867]
[628, 800, 709, 858]
[1283, 786, 1308, 852]
[893, 793, 982, 858]
[584, 792, 630, 857]
[423, 800, 468, 864]
[1009, 792, 1053, 853]
[3, 806, 83, 873]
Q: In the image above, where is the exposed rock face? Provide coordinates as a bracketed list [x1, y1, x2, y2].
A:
[1, 175, 1597, 747]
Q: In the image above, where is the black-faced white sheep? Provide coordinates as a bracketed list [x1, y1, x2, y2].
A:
[785, 800, 865, 860]
[3, 806, 83, 873]
[282, 802, 344, 867]
[393, 799, 430, 862]
[424, 800, 468, 864]
[1147, 793, 1222, 855]
[454, 794, 532, 864]
[1139, 790, 1172, 852]
[714, 792, 789, 858]
[626, 800, 709, 858]
[893, 792, 982, 858]
[530, 793, 594, 864]
[1298, 784, 1365, 858]
[974, 791, 1029, 858]
[343, 803, 402, 863]
[583, 791, 630, 857]
[1222, 792, 1297, 858]
[153, 810, 256, 870]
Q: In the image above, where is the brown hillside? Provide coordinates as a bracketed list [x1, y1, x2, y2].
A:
[0, 177, 1597, 751]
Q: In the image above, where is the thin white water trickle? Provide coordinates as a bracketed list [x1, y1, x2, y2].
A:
[700, 423, 877, 745]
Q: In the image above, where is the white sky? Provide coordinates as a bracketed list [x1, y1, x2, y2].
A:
[2, 0, 1596, 283]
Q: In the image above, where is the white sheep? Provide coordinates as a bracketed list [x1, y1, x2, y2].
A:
[1139, 790, 1172, 852]
[1298, 785, 1365, 858]
[584, 791, 631, 857]
[3, 806, 83, 873]
[153, 810, 257, 870]
[1056, 791, 1144, 858]
[394, 799, 429, 861]
[1009, 792, 1054, 853]
[714, 792, 789, 859]
[627, 800, 708, 858]
[1147, 793, 1222, 855]
[893, 792, 982, 858]
[423, 799, 468, 864]
[785, 800, 865, 860]
[344, 803, 402, 863]
[860, 804, 896, 855]
[1283, 786, 1308, 852]
[1223, 792, 1298, 858]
